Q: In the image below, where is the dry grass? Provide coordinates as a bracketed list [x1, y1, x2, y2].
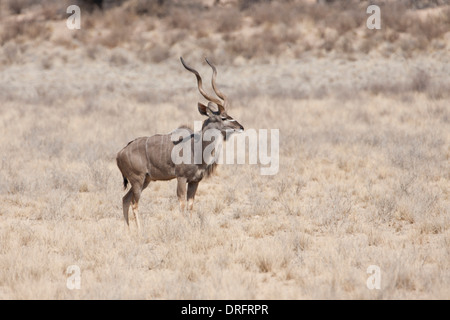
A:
[0, 0, 449, 300]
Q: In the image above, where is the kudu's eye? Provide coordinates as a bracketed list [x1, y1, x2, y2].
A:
[221, 117, 227, 121]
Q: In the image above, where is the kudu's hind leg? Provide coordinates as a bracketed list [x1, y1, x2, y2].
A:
[122, 189, 133, 227]
[132, 176, 150, 231]
[131, 184, 143, 232]
[123, 176, 146, 232]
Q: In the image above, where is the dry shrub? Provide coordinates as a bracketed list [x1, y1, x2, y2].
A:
[358, 38, 376, 54]
[105, 7, 137, 26]
[399, 34, 428, 55]
[225, 26, 298, 60]
[126, 0, 170, 17]
[302, 0, 366, 34]
[165, 7, 194, 30]
[410, 69, 430, 92]
[382, 29, 400, 43]
[166, 30, 188, 47]
[363, 80, 409, 96]
[248, 2, 288, 26]
[1, 42, 20, 65]
[7, 0, 34, 15]
[237, 0, 448, 57]
[225, 35, 261, 60]
[197, 38, 218, 56]
[109, 49, 129, 67]
[25, 22, 51, 41]
[412, 13, 450, 40]
[98, 29, 130, 48]
[149, 44, 170, 63]
[82, 10, 100, 29]
[74, 0, 106, 12]
[247, 2, 316, 28]
[0, 21, 24, 45]
[238, 0, 272, 11]
[443, 6, 450, 24]
[41, 0, 71, 20]
[6, 0, 72, 19]
[85, 44, 101, 59]
[0, 19, 51, 45]
[381, 2, 412, 33]
[426, 81, 450, 100]
[41, 56, 53, 70]
[381, 3, 449, 42]
[363, 70, 444, 97]
[137, 43, 170, 64]
[333, 9, 364, 35]
[214, 8, 243, 33]
[305, 1, 330, 21]
[91, 6, 137, 48]
[334, 34, 354, 53]
[318, 28, 339, 52]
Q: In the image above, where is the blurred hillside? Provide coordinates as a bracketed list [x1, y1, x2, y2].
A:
[1, 0, 449, 66]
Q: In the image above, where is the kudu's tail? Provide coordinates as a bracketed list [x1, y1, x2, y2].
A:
[116, 153, 129, 190]
[123, 176, 128, 190]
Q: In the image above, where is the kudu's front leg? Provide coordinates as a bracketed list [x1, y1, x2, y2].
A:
[177, 177, 187, 211]
[187, 182, 199, 212]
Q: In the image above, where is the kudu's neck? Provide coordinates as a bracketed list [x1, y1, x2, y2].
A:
[198, 119, 223, 174]
[201, 119, 229, 141]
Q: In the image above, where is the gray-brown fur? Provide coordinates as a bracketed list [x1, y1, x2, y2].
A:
[116, 58, 244, 229]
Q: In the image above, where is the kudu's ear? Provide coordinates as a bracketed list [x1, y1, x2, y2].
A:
[198, 102, 210, 116]
[198, 102, 216, 117]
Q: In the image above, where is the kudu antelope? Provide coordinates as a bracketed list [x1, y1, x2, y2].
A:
[116, 57, 244, 230]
